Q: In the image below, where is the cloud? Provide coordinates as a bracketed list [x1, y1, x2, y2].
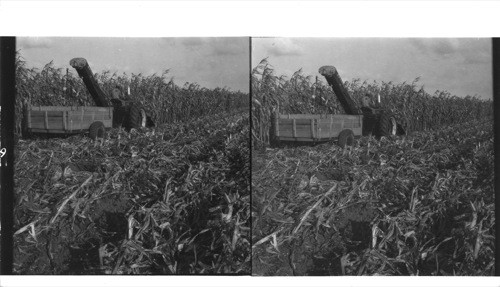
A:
[460, 39, 491, 65]
[432, 39, 460, 55]
[409, 38, 460, 57]
[180, 37, 205, 47]
[409, 38, 491, 67]
[211, 38, 248, 56]
[179, 37, 248, 56]
[18, 37, 53, 50]
[463, 54, 490, 65]
[265, 38, 304, 57]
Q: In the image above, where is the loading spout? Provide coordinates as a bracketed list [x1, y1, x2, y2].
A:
[319, 65, 360, 115]
[70, 58, 110, 107]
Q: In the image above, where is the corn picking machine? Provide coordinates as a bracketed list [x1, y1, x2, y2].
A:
[23, 58, 154, 139]
[271, 65, 405, 147]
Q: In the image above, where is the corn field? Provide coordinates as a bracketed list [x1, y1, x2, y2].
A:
[14, 110, 250, 274]
[253, 118, 494, 275]
[15, 53, 248, 136]
[251, 58, 493, 147]
[251, 57, 494, 276]
[13, 51, 251, 274]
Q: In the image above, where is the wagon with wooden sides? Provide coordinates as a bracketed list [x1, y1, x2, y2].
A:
[23, 105, 113, 139]
[271, 112, 364, 147]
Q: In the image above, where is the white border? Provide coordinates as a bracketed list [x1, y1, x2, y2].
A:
[0, 275, 500, 286]
[0, 0, 498, 286]
[0, 1, 500, 37]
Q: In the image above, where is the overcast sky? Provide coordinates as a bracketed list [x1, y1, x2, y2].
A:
[17, 37, 249, 92]
[252, 38, 492, 100]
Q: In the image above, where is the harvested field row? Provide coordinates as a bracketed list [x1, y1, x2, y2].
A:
[14, 111, 250, 274]
[252, 119, 494, 275]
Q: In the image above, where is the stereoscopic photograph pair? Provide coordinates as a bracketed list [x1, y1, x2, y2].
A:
[0, 37, 493, 276]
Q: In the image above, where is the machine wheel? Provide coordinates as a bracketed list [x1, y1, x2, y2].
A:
[362, 113, 377, 136]
[396, 123, 406, 136]
[112, 106, 128, 128]
[146, 116, 155, 128]
[338, 129, 354, 148]
[375, 112, 397, 137]
[125, 104, 147, 130]
[89, 121, 106, 140]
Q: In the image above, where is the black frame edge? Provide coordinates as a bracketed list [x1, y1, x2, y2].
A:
[0, 36, 16, 275]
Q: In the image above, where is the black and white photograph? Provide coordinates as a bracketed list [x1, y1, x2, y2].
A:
[251, 38, 494, 276]
[1, 1, 500, 286]
[11, 37, 250, 274]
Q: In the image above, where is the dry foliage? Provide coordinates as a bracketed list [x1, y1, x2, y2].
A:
[252, 119, 494, 275]
[14, 55, 250, 274]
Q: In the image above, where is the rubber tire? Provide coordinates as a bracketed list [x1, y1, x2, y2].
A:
[396, 123, 406, 136]
[125, 104, 147, 130]
[375, 112, 397, 137]
[338, 129, 354, 148]
[362, 113, 377, 136]
[89, 121, 106, 140]
[146, 116, 155, 128]
[112, 106, 128, 128]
